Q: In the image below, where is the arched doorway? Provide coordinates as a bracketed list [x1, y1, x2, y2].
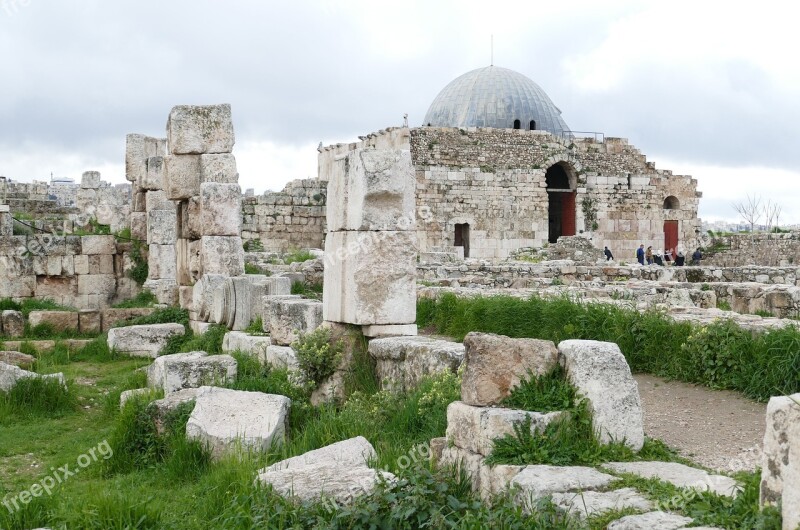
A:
[545, 163, 576, 243]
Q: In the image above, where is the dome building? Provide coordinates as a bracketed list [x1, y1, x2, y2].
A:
[318, 65, 702, 261]
[422, 66, 569, 135]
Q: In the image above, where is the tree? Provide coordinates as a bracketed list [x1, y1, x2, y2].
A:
[732, 194, 762, 233]
[763, 199, 782, 234]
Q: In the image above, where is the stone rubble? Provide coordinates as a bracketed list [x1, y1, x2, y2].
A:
[107, 323, 186, 358]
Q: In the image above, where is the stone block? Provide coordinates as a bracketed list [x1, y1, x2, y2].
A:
[81, 170, 101, 189]
[167, 104, 235, 155]
[559, 340, 644, 450]
[100, 307, 156, 332]
[78, 310, 101, 334]
[551, 488, 652, 520]
[77, 274, 117, 297]
[602, 461, 739, 497]
[145, 190, 175, 211]
[760, 392, 800, 528]
[262, 295, 301, 332]
[461, 332, 558, 407]
[189, 320, 212, 335]
[446, 401, 563, 456]
[164, 154, 201, 200]
[147, 351, 237, 394]
[200, 236, 244, 276]
[147, 210, 177, 245]
[142, 156, 165, 190]
[200, 153, 238, 183]
[185, 387, 289, 458]
[606, 512, 693, 530]
[130, 212, 147, 241]
[509, 465, 617, 509]
[81, 235, 116, 255]
[327, 149, 415, 231]
[0, 351, 36, 368]
[192, 273, 227, 322]
[74, 255, 89, 275]
[268, 299, 324, 346]
[147, 244, 177, 280]
[28, 311, 79, 333]
[88, 255, 114, 275]
[323, 231, 416, 325]
[107, 323, 185, 358]
[368, 336, 464, 392]
[142, 278, 179, 306]
[179, 285, 193, 311]
[200, 182, 242, 236]
[362, 324, 418, 338]
[1, 362, 65, 392]
[126, 134, 166, 184]
[119, 388, 155, 409]
[146, 387, 205, 433]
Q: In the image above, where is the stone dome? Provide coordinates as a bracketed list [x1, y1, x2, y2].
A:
[422, 66, 569, 135]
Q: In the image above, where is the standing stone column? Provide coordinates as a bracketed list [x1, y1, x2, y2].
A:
[163, 104, 243, 319]
[322, 148, 417, 337]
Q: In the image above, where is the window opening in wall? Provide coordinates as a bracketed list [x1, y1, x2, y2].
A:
[663, 196, 680, 210]
[529, 120, 536, 130]
[513, 119, 521, 129]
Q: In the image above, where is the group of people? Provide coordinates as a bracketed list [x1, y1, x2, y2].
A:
[633, 245, 702, 266]
[602, 245, 702, 266]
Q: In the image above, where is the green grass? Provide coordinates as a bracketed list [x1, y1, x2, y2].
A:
[502, 366, 577, 412]
[243, 262, 270, 275]
[290, 280, 323, 300]
[112, 290, 157, 308]
[283, 248, 316, 264]
[0, 298, 75, 317]
[0, 376, 78, 422]
[243, 317, 265, 335]
[418, 293, 800, 401]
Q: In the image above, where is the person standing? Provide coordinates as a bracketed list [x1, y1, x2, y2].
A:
[645, 246, 653, 265]
[636, 244, 645, 265]
[675, 251, 685, 266]
[604, 246, 614, 261]
[691, 248, 702, 265]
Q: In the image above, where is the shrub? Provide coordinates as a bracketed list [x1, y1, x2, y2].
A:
[243, 262, 269, 275]
[290, 280, 323, 300]
[291, 327, 343, 387]
[283, 248, 315, 264]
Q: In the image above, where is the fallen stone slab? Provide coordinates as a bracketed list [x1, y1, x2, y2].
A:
[262, 345, 300, 371]
[0, 362, 65, 392]
[558, 340, 644, 450]
[461, 332, 558, 406]
[107, 323, 185, 358]
[438, 444, 524, 499]
[260, 462, 396, 505]
[268, 299, 323, 346]
[185, 387, 290, 458]
[260, 436, 376, 473]
[446, 401, 563, 456]
[147, 351, 207, 389]
[1, 310, 24, 338]
[551, 488, 653, 519]
[0, 351, 35, 368]
[369, 336, 464, 392]
[222, 331, 271, 358]
[147, 387, 206, 434]
[147, 351, 237, 394]
[606, 511, 693, 530]
[510, 465, 617, 507]
[28, 311, 79, 332]
[603, 461, 739, 497]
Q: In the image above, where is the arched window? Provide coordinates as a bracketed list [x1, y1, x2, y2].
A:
[529, 120, 536, 130]
[663, 196, 680, 210]
[513, 119, 521, 129]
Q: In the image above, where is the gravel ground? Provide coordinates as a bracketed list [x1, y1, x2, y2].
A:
[635, 374, 766, 472]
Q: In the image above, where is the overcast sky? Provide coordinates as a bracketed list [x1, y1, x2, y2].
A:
[1, 0, 798, 223]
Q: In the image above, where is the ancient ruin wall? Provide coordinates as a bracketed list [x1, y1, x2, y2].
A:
[705, 232, 800, 267]
[409, 127, 701, 260]
[241, 178, 327, 252]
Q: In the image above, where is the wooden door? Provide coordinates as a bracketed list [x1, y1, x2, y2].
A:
[664, 220, 678, 253]
[562, 191, 576, 237]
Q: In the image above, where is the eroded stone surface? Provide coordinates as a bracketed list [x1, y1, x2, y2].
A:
[603, 461, 739, 497]
[551, 488, 652, 519]
[147, 351, 237, 394]
[760, 392, 800, 529]
[446, 401, 563, 456]
[606, 511, 694, 530]
[185, 387, 289, 458]
[259, 463, 395, 505]
[167, 104, 235, 155]
[0, 351, 35, 368]
[0, 362, 65, 392]
[261, 436, 376, 473]
[107, 323, 185, 358]
[268, 299, 323, 346]
[559, 339, 645, 450]
[369, 336, 464, 392]
[461, 332, 558, 406]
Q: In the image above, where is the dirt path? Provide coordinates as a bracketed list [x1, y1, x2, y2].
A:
[634, 374, 766, 472]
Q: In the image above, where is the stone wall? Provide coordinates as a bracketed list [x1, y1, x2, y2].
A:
[705, 232, 800, 267]
[0, 228, 139, 309]
[408, 127, 701, 260]
[241, 178, 327, 252]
